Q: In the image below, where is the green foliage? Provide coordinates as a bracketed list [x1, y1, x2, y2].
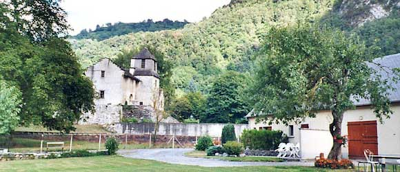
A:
[0, 80, 21, 134]
[0, 1, 95, 133]
[240, 129, 288, 150]
[170, 92, 206, 122]
[250, 24, 399, 159]
[121, 117, 138, 123]
[223, 141, 243, 156]
[195, 136, 213, 151]
[105, 137, 119, 155]
[71, 0, 334, 94]
[206, 145, 225, 156]
[141, 119, 153, 123]
[201, 71, 250, 123]
[59, 150, 108, 158]
[183, 118, 200, 124]
[73, 19, 189, 41]
[221, 124, 237, 144]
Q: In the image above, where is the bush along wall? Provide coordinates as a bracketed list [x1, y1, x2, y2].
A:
[240, 129, 288, 150]
[221, 124, 237, 144]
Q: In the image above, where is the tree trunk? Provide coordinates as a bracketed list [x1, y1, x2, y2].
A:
[327, 110, 344, 160]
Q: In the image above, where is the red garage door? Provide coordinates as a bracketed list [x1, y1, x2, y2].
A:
[347, 121, 378, 159]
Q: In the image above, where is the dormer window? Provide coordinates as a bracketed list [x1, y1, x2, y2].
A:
[141, 59, 145, 68]
[154, 62, 157, 71]
[101, 71, 105, 77]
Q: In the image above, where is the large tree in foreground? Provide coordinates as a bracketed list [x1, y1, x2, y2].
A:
[0, 1, 95, 133]
[250, 25, 399, 160]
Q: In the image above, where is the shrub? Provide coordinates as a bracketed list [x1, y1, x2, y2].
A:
[315, 158, 353, 169]
[122, 117, 138, 123]
[240, 129, 288, 150]
[195, 136, 213, 151]
[46, 153, 58, 159]
[183, 118, 199, 124]
[105, 137, 119, 155]
[74, 150, 92, 157]
[338, 159, 354, 169]
[221, 124, 237, 144]
[223, 141, 243, 156]
[206, 145, 225, 156]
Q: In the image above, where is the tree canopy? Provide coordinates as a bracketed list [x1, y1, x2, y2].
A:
[201, 71, 251, 123]
[0, 0, 95, 133]
[249, 24, 399, 159]
[73, 19, 189, 41]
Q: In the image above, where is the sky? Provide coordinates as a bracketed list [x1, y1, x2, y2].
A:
[62, 0, 231, 35]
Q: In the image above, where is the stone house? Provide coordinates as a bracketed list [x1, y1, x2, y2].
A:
[246, 53, 400, 159]
[80, 48, 164, 125]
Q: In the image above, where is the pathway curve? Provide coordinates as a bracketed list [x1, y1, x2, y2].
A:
[118, 148, 313, 167]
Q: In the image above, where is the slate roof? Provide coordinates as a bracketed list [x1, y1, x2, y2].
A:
[123, 70, 141, 82]
[352, 53, 400, 106]
[133, 48, 157, 62]
[134, 69, 160, 79]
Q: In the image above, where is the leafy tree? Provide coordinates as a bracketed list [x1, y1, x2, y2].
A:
[113, 48, 140, 69]
[0, 1, 95, 133]
[201, 71, 250, 123]
[73, 19, 189, 41]
[250, 25, 399, 160]
[170, 92, 206, 121]
[0, 80, 21, 134]
[221, 124, 237, 144]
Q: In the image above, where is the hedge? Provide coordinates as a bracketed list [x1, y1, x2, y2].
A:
[240, 129, 288, 150]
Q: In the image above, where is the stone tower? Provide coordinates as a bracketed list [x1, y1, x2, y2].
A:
[131, 48, 161, 107]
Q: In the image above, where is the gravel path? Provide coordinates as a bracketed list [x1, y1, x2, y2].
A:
[118, 148, 314, 167]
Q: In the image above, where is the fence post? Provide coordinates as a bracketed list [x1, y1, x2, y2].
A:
[98, 134, 102, 151]
[172, 134, 175, 149]
[125, 134, 128, 149]
[69, 134, 73, 152]
[149, 133, 152, 148]
[40, 134, 44, 154]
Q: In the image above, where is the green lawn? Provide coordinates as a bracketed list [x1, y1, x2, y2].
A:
[0, 137, 182, 153]
[0, 156, 353, 172]
[185, 150, 284, 162]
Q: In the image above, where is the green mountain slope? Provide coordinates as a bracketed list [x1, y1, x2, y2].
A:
[71, 0, 400, 96]
[73, 19, 189, 41]
[71, 0, 334, 94]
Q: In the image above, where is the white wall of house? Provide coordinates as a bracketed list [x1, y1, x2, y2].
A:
[135, 76, 159, 106]
[248, 104, 400, 159]
[121, 77, 137, 105]
[299, 129, 332, 159]
[85, 59, 126, 105]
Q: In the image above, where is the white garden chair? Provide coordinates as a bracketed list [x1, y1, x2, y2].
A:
[292, 143, 300, 158]
[276, 143, 286, 158]
[357, 149, 380, 172]
[285, 143, 295, 158]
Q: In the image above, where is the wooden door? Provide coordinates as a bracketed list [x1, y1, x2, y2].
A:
[347, 121, 378, 159]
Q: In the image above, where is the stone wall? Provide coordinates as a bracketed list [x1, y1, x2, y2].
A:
[79, 105, 122, 125]
[110, 123, 250, 138]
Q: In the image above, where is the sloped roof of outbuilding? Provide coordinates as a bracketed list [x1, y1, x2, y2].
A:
[352, 53, 400, 106]
[133, 48, 157, 62]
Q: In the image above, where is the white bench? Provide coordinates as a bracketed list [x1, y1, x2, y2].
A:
[46, 142, 64, 152]
[0, 148, 8, 154]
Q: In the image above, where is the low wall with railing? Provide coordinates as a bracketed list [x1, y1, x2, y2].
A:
[110, 123, 250, 138]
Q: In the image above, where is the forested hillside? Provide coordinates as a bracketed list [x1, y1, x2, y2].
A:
[73, 19, 189, 41]
[70, 0, 400, 122]
[71, 0, 335, 94]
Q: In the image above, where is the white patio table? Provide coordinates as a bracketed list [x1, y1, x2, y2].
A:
[371, 155, 400, 172]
